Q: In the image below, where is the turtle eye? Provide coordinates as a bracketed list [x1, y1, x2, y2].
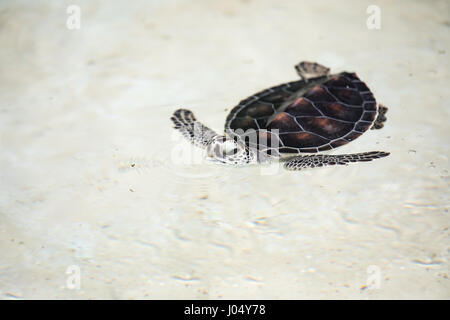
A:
[223, 147, 238, 156]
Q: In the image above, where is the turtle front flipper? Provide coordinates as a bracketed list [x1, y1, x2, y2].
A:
[295, 61, 330, 81]
[283, 151, 389, 170]
[171, 109, 219, 148]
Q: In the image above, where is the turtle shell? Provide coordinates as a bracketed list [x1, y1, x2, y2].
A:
[225, 72, 377, 155]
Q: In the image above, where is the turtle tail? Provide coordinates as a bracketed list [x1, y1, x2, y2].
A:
[283, 151, 390, 170]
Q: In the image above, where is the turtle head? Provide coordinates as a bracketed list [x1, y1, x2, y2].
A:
[206, 136, 255, 165]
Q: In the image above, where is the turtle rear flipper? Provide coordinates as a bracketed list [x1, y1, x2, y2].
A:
[371, 104, 388, 130]
[295, 61, 330, 81]
[171, 109, 219, 148]
[283, 151, 389, 170]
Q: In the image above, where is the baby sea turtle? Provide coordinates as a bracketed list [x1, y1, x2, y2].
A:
[171, 61, 389, 170]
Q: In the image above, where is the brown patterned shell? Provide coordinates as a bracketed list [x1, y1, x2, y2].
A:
[225, 72, 377, 155]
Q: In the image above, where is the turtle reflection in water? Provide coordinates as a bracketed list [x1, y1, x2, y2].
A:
[171, 61, 389, 170]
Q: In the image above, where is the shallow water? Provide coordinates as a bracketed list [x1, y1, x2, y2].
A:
[0, 0, 448, 299]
